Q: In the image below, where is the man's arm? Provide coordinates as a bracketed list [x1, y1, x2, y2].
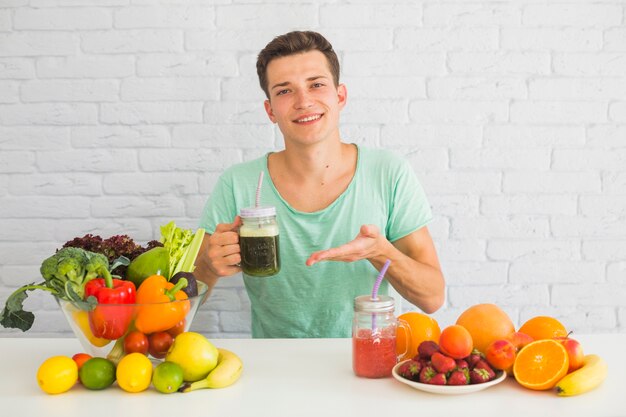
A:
[306, 225, 445, 313]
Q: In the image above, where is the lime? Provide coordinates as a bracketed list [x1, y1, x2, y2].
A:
[153, 361, 184, 394]
[37, 356, 78, 395]
[116, 352, 153, 393]
[79, 357, 116, 390]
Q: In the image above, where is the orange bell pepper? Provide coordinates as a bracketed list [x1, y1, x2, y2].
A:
[134, 275, 190, 334]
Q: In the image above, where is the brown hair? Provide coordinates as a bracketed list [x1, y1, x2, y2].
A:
[256, 31, 340, 98]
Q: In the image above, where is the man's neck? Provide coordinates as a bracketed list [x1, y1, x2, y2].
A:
[277, 140, 352, 184]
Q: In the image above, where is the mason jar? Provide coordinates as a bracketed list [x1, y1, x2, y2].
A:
[239, 206, 280, 277]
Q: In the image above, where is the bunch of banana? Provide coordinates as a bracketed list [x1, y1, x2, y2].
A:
[180, 348, 243, 393]
[555, 354, 607, 397]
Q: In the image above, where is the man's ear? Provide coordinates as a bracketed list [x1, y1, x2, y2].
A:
[264, 99, 276, 123]
[337, 84, 347, 110]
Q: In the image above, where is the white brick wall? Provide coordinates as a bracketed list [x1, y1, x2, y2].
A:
[1, 0, 625, 339]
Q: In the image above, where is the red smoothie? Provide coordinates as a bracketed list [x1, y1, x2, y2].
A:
[352, 328, 397, 378]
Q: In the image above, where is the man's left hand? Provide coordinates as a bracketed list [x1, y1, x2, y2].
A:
[305, 225, 388, 266]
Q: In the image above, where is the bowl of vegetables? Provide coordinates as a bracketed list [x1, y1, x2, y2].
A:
[0, 222, 209, 363]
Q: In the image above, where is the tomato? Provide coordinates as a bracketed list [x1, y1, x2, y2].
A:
[166, 320, 186, 337]
[124, 331, 149, 355]
[148, 331, 173, 359]
[71, 353, 92, 371]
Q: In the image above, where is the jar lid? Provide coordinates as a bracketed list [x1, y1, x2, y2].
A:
[354, 295, 395, 313]
[240, 206, 276, 218]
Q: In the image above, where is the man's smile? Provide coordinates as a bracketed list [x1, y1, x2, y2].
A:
[293, 113, 323, 124]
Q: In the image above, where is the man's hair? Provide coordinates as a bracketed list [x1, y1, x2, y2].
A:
[256, 31, 340, 99]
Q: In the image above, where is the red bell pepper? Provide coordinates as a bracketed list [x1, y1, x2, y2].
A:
[84, 275, 136, 340]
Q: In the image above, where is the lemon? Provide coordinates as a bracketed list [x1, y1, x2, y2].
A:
[152, 361, 184, 394]
[37, 356, 78, 395]
[79, 357, 116, 390]
[116, 353, 153, 393]
[165, 332, 218, 382]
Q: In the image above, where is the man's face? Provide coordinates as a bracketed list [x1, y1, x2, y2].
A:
[263, 50, 347, 147]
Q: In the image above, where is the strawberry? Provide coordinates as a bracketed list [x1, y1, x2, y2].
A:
[429, 373, 447, 385]
[397, 360, 421, 381]
[431, 352, 456, 374]
[417, 341, 440, 359]
[470, 360, 496, 384]
[418, 365, 436, 384]
[455, 359, 469, 370]
[447, 369, 468, 386]
[466, 350, 484, 368]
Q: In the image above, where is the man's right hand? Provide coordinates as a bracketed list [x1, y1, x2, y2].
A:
[195, 216, 243, 283]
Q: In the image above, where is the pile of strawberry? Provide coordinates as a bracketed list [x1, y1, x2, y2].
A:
[397, 341, 498, 386]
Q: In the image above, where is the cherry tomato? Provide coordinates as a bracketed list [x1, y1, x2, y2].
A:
[72, 353, 92, 371]
[148, 332, 173, 359]
[124, 331, 149, 355]
[166, 320, 186, 337]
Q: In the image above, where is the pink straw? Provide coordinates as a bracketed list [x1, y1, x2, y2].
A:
[371, 259, 391, 300]
[255, 171, 264, 208]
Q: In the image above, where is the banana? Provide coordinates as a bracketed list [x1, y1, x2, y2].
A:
[555, 354, 608, 397]
[180, 348, 243, 392]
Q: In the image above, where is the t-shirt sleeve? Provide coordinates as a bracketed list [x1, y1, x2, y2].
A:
[385, 158, 433, 242]
[198, 172, 239, 235]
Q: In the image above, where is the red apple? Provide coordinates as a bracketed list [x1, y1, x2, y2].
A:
[555, 336, 584, 373]
[506, 331, 534, 351]
[485, 339, 516, 372]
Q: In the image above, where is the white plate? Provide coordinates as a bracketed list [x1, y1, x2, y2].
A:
[392, 360, 507, 395]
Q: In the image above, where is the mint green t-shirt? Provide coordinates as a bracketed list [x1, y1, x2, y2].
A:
[199, 145, 432, 338]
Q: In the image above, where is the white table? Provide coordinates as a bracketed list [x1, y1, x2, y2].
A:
[0, 334, 624, 417]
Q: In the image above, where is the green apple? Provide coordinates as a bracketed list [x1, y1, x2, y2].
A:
[165, 332, 218, 382]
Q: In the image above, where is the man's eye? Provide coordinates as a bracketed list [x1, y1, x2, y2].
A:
[312, 82, 324, 88]
[276, 89, 289, 96]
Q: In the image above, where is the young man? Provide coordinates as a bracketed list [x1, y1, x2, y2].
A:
[195, 31, 445, 338]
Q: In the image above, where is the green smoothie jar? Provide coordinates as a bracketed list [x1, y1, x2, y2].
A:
[239, 206, 280, 277]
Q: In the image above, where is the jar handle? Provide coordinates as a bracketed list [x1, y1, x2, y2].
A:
[396, 318, 412, 361]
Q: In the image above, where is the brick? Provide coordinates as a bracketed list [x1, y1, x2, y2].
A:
[0, 58, 35, 79]
[409, 100, 508, 124]
[103, 172, 198, 195]
[396, 28, 498, 51]
[198, 172, 222, 194]
[582, 196, 626, 217]
[421, 172, 502, 194]
[188, 311, 220, 334]
[136, 53, 237, 77]
[520, 306, 616, 333]
[487, 240, 581, 261]
[186, 29, 277, 52]
[321, 28, 393, 51]
[0, 33, 78, 56]
[453, 216, 550, 239]
[436, 239, 487, 261]
[428, 77, 526, 99]
[173, 124, 274, 149]
[82, 30, 182, 54]
[71, 125, 170, 148]
[397, 148, 448, 172]
[554, 53, 626, 76]
[0, 103, 98, 125]
[451, 148, 550, 170]
[448, 284, 549, 307]
[31, 0, 128, 5]
[90, 196, 184, 218]
[121, 77, 219, 101]
[114, 6, 214, 29]
[441, 261, 508, 285]
[587, 125, 626, 148]
[511, 101, 607, 124]
[339, 125, 380, 148]
[553, 284, 626, 306]
[504, 172, 601, 193]
[484, 125, 585, 147]
[552, 217, 626, 238]
[139, 148, 241, 172]
[605, 28, 626, 51]
[0, 80, 18, 102]
[610, 102, 626, 122]
[502, 28, 602, 51]
[510, 262, 604, 284]
[0, 196, 90, 218]
[423, 3, 520, 26]
[481, 195, 577, 215]
[14, 7, 112, 30]
[37, 56, 135, 78]
[523, 4, 622, 27]
[602, 172, 626, 194]
[343, 99, 409, 124]
[338, 76, 426, 99]
[321, 4, 421, 27]
[0, 151, 34, 173]
[202, 289, 241, 311]
[0, 219, 57, 241]
[217, 4, 317, 29]
[529, 78, 626, 100]
[9, 173, 102, 196]
[0, 9, 10, 31]
[221, 76, 268, 101]
[21, 80, 119, 102]
[449, 51, 550, 75]
[343, 52, 445, 76]
[220, 309, 252, 333]
[583, 240, 626, 261]
[185, 195, 208, 218]
[607, 262, 626, 283]
[100, 102, 202, 124]
[429, 195, 480, 216]
[381, 124, 482, 147]
[204, 101, 268, 124]
[0, 265, 39, 287]
[554, 149, 626, 170]
[37, 149, 137, 172]
[427, 216, 449, 239]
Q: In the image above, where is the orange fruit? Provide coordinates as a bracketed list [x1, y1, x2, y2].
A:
[513, 339, 569, 390]
[518, 316, 568, 341]
[456, 304, 515, 354]
[396, 312, 441, 360]
[438, 324, 473, 359]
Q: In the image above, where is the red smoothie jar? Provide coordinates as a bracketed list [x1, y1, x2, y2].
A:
[352, 295, 411, 378]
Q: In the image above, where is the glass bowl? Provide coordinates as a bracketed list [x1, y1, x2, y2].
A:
[57, 281, 209, 362]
